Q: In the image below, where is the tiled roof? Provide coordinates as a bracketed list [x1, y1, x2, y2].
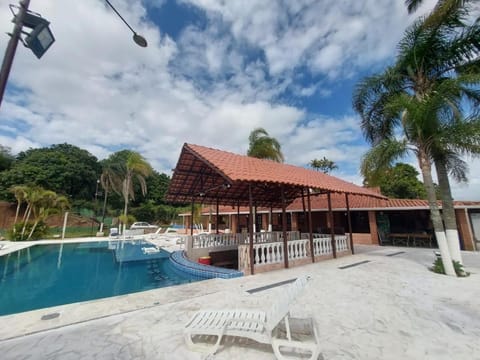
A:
[166, 143, 385, 207]
[195, 194, 480, 214]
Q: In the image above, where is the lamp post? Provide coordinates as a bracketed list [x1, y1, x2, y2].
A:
[0, 0, 55, 109]
[0, 0, 147, 111]
[104, 0, 147, 48]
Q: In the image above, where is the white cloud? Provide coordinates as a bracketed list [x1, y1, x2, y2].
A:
[1, 0, 478, 202]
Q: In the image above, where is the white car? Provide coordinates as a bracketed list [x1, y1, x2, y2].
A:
[130, 222, 158, 230]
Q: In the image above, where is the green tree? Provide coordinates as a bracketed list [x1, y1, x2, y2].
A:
[143, 171, 171, 205]
[0, 143, 100, 201]
[0, 145, 14, 172]
[309, 157, 338, 174]
[247, 128, 284, 162]
[353, 5, 480, 275]
[365, 163, 427, 199]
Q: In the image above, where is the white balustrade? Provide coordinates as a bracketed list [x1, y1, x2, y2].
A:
[336, 234, 349, 252]
[287, 239, 309, 260]
[253, 242, 284, 265]
[191, 233, 240, 249]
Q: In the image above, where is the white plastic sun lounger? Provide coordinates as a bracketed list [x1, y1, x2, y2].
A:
[184, 275, 320, 359]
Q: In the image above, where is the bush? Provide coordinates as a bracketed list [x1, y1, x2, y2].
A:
[7, 221, 49, 241]
[430, 258, 469, 277]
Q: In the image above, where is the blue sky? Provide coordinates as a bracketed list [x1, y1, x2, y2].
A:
[1, 0, 479, 200]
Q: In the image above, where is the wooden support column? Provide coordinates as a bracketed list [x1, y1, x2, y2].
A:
[327, 192, 337, 258]
[307, 188, 314, 263]
[237, 201, 240, 234]
[269, 206, 273, 232]
[248, 184, 255, 275]
[281, 186, 289, 268]
[190, 198, 195, 236]
[345, 193, 354, 254]
[216, 198, 219, 234]
[301, 188, 307, 233]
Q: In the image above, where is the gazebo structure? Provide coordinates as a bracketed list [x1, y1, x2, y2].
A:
[166, 143, 386, 275]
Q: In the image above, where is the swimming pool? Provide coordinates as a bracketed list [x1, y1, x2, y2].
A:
[0, 241, 201, 316]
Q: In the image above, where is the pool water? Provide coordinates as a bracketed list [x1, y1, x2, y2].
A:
[0, 241, 200, 316]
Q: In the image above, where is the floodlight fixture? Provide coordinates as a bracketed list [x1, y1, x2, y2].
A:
[21, 10, 55, 59]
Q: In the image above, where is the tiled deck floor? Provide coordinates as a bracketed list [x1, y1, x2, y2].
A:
[0, 245, 479, 360]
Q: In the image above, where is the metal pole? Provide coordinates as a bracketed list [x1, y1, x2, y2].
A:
[0, 0, 31, 109]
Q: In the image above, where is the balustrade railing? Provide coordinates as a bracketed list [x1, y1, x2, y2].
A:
[301, 233, 350, 256]
[254, 242, 284, 265]
[191, 233, 240, 249]
[190, 231, 349, 255]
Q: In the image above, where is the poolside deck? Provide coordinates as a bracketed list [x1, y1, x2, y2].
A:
[0, 245, 479, 359]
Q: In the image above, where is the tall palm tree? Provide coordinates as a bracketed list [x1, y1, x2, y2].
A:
[405, 0, 469, 15]
[120, 152, 153, 232]
[99, 162, 123, 232]
[247, 128, 284, 162]
[354, 5, 480, 275]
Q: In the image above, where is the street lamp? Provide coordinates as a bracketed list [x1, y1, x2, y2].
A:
[0, 0, 54, 108]
[0, 0, 148, 111]
[104, 0, 148, 48]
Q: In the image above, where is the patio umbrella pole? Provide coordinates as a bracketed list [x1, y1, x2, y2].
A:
[327, 192, 337, 258]
[345, 193, 354, 254]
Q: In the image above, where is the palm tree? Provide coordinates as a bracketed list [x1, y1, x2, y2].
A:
[120, 152, 153, 233]
[405, 0, 469, 15]
[309, 157, 338, 174]
[99, 162, 123, 232]
[10, 185, 28, 233]
[27, 190, 69, 240]
[353, 5, 480, 275]
[247, 128, 284, 162]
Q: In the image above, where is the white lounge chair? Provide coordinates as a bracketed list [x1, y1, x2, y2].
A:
[184, 275, 320, 359]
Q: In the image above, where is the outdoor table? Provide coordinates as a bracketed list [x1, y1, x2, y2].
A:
[411, 233, 433, 248]
[387, 233, 411, 246]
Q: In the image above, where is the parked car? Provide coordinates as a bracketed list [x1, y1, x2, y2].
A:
[130, 222, 158, 230]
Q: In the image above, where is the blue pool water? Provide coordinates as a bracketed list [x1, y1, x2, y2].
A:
[0, 241, 201, 316]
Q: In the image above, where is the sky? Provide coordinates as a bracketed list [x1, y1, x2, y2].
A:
[0, 0, 479, 200]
